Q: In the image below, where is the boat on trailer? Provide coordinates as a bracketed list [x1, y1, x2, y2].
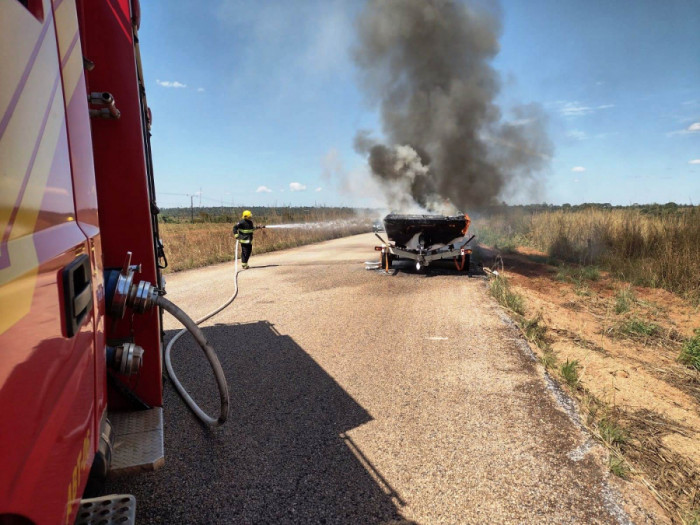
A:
[374, 213, 475, 273]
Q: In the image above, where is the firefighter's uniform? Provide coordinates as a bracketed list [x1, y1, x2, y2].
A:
[233, 211, 255, 268]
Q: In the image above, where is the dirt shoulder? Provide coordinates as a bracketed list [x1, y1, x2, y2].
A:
[480, 245, 700, 523]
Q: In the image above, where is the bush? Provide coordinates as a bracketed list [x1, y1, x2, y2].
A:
[679, 329, 700, 371]
[561, 359, 580, 387]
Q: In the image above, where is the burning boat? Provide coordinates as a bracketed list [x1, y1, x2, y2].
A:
[374, 213, 474, 273]
[383, 214, 469, 249]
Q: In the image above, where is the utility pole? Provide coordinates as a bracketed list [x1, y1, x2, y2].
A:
[190, 194, 194, 222]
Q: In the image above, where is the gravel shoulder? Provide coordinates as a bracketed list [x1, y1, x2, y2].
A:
[109, 233, 664, 523]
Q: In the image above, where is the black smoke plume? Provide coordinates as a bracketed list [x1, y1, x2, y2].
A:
[353, 0, 552, 212]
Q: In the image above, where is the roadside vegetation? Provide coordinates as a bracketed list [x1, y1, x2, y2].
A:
[679, 330, 700, 371]
[158, 206, 373, 272]
[483, 206, 700, 522]
[477, 203, 700, 304]
[159, 205, 367, 225]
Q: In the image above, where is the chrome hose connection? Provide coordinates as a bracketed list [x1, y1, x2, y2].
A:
[107, 343, 145, 376]
[128, 279, 159, 313]
[106, 251, 159, 318]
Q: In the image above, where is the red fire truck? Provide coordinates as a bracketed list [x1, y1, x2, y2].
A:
[1, 1, 194, 522]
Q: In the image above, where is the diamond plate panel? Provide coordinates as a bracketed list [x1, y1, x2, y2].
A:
[109, 408, 164, 474]
[75, 494, 136, 525]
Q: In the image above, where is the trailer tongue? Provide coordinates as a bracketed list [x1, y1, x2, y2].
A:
[375, 214, 474, 272]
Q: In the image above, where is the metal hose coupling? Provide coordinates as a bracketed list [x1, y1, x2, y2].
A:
[128, 279, 159, 313]
[106, 343, 145, 375]
[105, 251, 159, 318]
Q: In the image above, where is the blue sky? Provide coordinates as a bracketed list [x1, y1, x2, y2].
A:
[140, 1, 700, 209]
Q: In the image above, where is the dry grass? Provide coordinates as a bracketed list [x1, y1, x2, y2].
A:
[160, 221, 371, 272]
[483, 255, 700, 521]
[477, 207, 700, 303]
[489, 274, 526, 315]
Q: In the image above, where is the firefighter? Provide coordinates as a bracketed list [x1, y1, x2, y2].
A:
[233, 210, 255, 269]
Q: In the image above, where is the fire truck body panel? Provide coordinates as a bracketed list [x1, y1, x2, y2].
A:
[1, 2, 101, 522]
[1, 0, 162, 522]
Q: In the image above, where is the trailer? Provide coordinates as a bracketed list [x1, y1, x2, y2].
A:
[374, 214, 475, 273]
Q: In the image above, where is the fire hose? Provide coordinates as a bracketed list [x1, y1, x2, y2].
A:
[160, 240, 242, 427]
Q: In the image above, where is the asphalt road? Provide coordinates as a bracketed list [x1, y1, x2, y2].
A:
[108, 233, 654, 524]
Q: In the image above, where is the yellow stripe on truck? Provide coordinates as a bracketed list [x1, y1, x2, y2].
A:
[0, 4, 71, 334]
[0, 86, 66, 335]
[55, 0, 83, 102]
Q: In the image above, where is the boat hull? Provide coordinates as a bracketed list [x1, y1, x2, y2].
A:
[383, 214, 468, 248]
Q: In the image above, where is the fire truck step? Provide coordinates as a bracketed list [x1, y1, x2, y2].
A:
[75, 494, 136, 525]
[109, 408, 164, 474]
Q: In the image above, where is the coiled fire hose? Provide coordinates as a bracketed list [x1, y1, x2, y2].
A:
[160, 240, 241, 426]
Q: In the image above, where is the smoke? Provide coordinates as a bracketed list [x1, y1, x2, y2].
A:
[353, 0, 552, 212]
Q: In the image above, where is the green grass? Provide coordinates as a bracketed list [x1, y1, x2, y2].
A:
[580, 266, 601, 281]
[618, 318, 659, 338]
[608, 455, 630, 479]
[615, 287, 636, 314]
[678, 329, 700, 371]
[684, 509, 700, 525]
[540, 349, 557, 370]
[489, 275, 525, 315]
[521, 315, 548, 350]
[598, 418, 628, 447]
[574, 283, 592, 297]
[555, 265, 601, 288]
[560, 359, 581, 388]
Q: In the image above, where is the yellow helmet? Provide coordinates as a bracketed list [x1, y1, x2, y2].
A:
[242, 210, 252, 219]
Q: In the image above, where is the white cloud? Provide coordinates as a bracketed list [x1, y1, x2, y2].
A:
[509, 118, 535, 127]
[289, 182, 307, 192]
[156, 79, 187, 88]
[315, 187, 322, 192]
[559, 102, 593, 117]
[566, 129, 587, 141]
[668, 122, 700, 136]
[256, 186, 272, 193]
[553, 100, 614, 117]
[689, 159, 700, 165]
[572, 166, 586, 173]
[197, 87, 205, 92]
